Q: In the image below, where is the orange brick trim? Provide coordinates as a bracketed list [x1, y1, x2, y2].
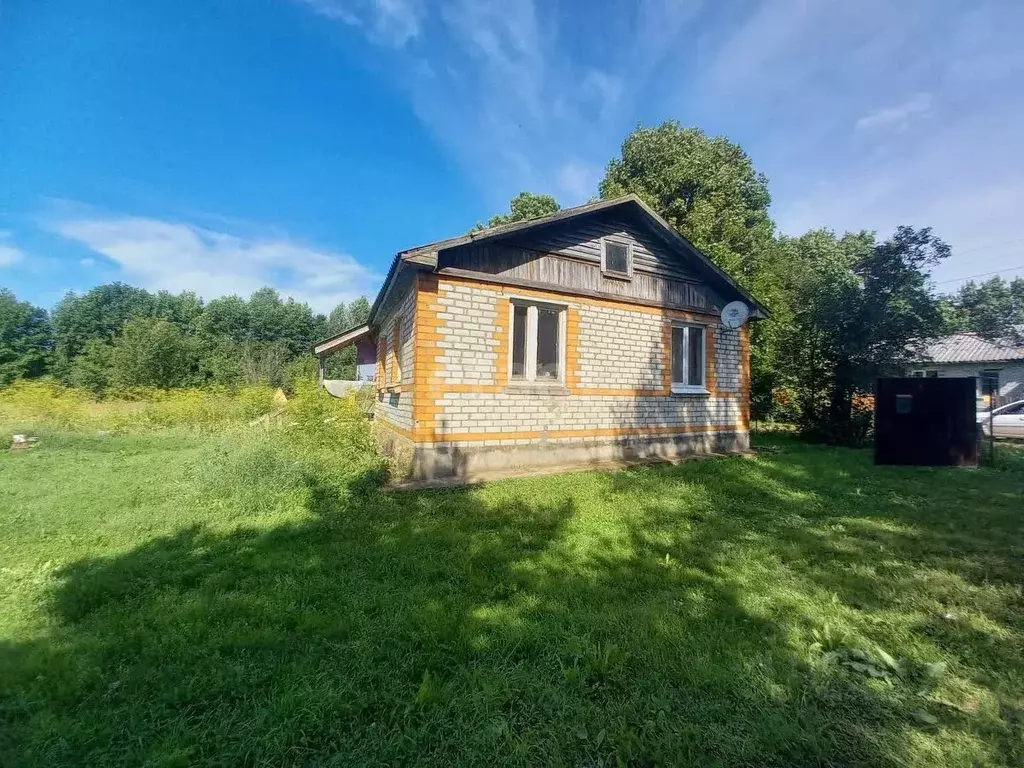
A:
[661, 319, 673, 394]
[739, 325, 751, 429]
[705, 326, 718, 393]
[375, 336, 386, 393]
[565, 307, 582, 392]
[412, 274, 443, 442]
[425, 421, 748, 444]
[495, 295, 510, 385]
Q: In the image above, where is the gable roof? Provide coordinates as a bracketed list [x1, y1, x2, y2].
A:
[313, 195, 770, 350]
[916, 332, 1024, 364]
[387, 194, 769, 319]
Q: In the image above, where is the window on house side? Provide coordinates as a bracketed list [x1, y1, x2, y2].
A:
[980, 368, 1000, 395]
[536, 308, 559, 379]
[391, 325, 402, 385]
[512, 305, 527, 378]
[602, 238, 632, 277]
[510, 301, 564, 383]
[671, 324, 706, 393]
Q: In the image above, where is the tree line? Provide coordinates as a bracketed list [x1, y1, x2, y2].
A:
[3, 121, 1023, 442]
[0, 283, 370, 393]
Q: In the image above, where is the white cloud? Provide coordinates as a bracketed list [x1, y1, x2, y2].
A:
[80, 257, 96, 267]
[51, 215, 381, 312]
[295, 0, 423, 47]
[0, 231, 26, 267]
[295, 0, 673, 207]
[855, 93, 932, 132]
[294, 0, 1024, 289]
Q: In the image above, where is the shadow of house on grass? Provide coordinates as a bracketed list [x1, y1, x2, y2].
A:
[5, 443, 1022, 766]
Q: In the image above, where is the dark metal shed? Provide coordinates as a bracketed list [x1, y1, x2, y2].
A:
[874, 377, 978, 467]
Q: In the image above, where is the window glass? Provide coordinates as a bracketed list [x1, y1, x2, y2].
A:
[687, 325, 703, 386]
[671, 324, 706, 390]
[536, 308, 560, 379]
[671, 326, 686, 384]
[604, 241, 630, 274]
[512, 305, 527, 378]
[980, 369, 1000, 394]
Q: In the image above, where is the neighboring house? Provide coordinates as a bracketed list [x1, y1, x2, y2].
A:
[314, 195, 768, 481]
[909, 332, 1024, 406]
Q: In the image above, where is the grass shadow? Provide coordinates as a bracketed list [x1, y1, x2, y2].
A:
[2, 436, 1023, 765]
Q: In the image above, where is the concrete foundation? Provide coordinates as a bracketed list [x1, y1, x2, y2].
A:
[380, 429, 750, 484]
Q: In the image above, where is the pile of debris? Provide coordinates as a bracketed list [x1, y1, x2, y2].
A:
[10, 434, 39, 452]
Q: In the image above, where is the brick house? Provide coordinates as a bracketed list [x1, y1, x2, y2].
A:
[314, 195, 768, 481]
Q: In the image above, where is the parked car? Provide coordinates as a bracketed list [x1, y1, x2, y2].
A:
[977, 400, 1024, 438]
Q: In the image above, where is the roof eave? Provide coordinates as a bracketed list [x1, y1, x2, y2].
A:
[313, 324, 372, 357]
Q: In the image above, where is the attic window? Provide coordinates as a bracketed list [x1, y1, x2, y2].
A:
[601, 238, 632, 278]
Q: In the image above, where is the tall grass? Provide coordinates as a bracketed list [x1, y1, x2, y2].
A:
[0, 380, 279, 434]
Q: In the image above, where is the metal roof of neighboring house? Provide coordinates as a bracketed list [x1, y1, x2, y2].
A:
[917, 332, 1024, 364]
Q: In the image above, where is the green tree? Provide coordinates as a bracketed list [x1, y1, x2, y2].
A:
[347, 296, 371, 327]
[776, 227, 949, 443]
[472, 192, 560, 232]
[111, 317, 199, 389]
[68, 338, 116, 395]
[197, 288, 322, 359]
[599, 121, 789, 413]
[51, 283, 156, 379]
[946, 276, 1024, 341]
[326, 302, 350, 336]
[0, 289, 52, 386]
[322, 296, 372, 380]
[600, 122, 774, 280]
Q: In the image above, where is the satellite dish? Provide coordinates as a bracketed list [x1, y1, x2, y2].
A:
[720, 301, 750, 329]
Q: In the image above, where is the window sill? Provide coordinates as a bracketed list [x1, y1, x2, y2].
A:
[601, 271, 632, 282]
[504, 382, 570, 396]
[670, 387, 711, 397]
[385, 385, 403, 394]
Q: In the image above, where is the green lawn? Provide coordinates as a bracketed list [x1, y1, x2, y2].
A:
[1, 430, 1022, 767]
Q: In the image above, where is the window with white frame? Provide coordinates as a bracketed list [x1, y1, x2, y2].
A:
[671, 323, 706, 393]
[601, 237, 632, 278]
[510, 300, 565, 382]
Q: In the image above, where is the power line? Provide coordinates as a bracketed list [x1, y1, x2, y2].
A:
[937, 266, 1024, 286]
[947, 237, 1024, 258]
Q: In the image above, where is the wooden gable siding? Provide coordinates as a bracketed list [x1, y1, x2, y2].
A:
[500, 211, 695, 282]
[438, 242, 722, 313]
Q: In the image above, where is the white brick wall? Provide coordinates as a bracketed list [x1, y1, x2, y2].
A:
[433, 391, 742, 437]
[578, 304, 665, 389]
[436, 284, 502, 385]
[374, 287, 416, 431]
[714, 327, 742, 392]
[424, 280, 747, 444]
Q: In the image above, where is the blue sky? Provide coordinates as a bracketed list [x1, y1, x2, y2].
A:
[2, 0, 1024, 313]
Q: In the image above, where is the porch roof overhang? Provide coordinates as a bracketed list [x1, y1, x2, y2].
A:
[314, 324, 372, 357]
